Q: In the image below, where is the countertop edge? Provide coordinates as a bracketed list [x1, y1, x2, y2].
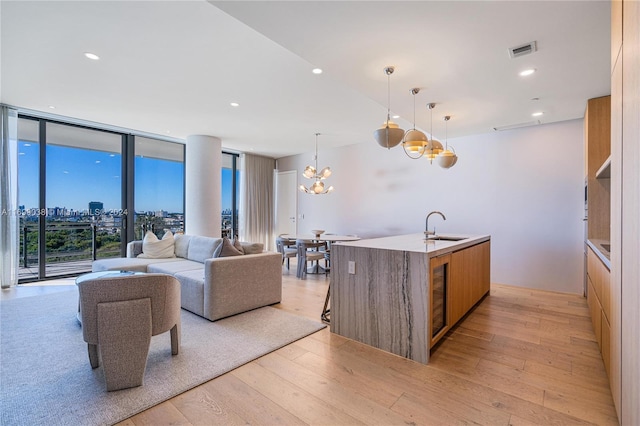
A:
[333, 233, 491, 256]
[587, 239, 611, 270]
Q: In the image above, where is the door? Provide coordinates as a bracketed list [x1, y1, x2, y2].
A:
[275, 170, 297, 237]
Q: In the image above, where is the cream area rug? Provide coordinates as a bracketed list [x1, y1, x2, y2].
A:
[0, 288, 325, 426]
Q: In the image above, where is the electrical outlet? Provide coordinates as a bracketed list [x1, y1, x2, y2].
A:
[348, 261, 356, 274]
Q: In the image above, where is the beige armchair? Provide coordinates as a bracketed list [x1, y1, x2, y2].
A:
[77, 273, 181, 391]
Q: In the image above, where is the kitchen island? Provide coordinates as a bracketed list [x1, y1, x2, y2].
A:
[330, 233, 490, 364]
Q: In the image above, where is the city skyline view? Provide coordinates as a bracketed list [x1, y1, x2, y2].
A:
[18, 141, 238, 214]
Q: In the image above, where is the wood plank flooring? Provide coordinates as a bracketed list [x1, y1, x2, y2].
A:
[4, 263, 618, 425]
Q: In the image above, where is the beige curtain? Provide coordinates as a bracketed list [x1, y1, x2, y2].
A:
[239, 153, 275, 250]
[1, 106, 19, 287]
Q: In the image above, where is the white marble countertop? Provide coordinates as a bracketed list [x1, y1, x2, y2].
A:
[334, 233, 491, 258]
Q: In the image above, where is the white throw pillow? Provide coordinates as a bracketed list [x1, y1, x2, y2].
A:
[137, 230, 176, 259]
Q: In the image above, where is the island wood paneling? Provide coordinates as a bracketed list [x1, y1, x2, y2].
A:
[330, 245, 430, 364]
[450, 241, 491, 326]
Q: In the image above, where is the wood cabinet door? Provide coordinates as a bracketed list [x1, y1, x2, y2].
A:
[449, 241, 491, 327]
[449, 250, 466, 326]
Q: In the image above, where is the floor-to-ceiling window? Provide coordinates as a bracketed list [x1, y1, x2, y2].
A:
[16, 117, 40, 281]
[221, 152, 240, 238]
[45, 122, 123, 278]
[134, 137, 185, 239]
[16, 115, 186, 282]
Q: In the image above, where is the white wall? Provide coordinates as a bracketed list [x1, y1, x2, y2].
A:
[277, 119, 585, 294]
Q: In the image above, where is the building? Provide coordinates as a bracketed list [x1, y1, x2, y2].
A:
[88, 201, 104, 216]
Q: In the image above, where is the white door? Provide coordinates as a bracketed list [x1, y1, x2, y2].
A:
[275, 170, 297, 237]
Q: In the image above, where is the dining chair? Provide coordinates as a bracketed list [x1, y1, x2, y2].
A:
[295, 239, 326, 279]
[276, 236, 297, 270]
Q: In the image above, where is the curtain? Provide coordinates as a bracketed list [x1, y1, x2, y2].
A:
[239, 153, 275, 250]
[1, 106, 19, 288]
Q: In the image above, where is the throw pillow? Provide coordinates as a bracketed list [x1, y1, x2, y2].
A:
[137, 230, 176, 259]
[239, 241, 264, 255]
[233, 239, 245, 254]
[216, 237, 243, 257]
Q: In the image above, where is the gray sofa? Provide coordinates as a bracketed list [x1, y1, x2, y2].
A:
[92, 235, 282, 321]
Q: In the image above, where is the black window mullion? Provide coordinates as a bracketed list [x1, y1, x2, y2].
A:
[38, 120, 46, 279]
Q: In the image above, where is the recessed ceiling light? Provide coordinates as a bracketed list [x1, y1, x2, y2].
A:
[532, 112, 544, 117]
[84, 52, 100, 60]
[392, 115, 400, 119]
[519, 69, 536, 76]
[48, 105, 55, 109]
[230, 102, 240, 107]
[312, 68, 323, 74]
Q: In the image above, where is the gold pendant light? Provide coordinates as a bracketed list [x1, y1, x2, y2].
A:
[437, 115, 458, 168]
[402, 88, 428, 159]
[374, 66, 405, 149]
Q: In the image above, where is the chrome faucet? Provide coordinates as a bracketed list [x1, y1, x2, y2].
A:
[425, 211, 446, 237]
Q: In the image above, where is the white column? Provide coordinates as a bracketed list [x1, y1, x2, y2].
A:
[185, 135, 221, 237]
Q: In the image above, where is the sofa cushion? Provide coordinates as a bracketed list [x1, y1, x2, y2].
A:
[187, 236, 222, 263]
[217, 237, 243, 257]
[239, 241, 264, 255]
[174, 234, 191, 258]
[138, 231, 175, 259]
[92, 257, 181, 273]
[174, 269, 205, 317]
[233, 239, 245, 254]
[147, 260, 204, 275]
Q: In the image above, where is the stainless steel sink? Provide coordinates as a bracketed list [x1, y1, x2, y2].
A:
[425, 236, 467, 241]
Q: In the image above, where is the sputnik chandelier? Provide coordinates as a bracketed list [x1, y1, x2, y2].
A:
[374, 65, 459, 169]
[299, 133, 334, 195]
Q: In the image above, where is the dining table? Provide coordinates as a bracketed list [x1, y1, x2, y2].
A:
[281, 234, 361, 274]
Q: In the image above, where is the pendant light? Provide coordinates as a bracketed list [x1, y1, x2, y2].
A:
[374, 66, 405, 149]
[299, 133, 334, 195]
[437, 115, 458, 168]
[402, 88, 428, 159]
[424, 103, 443, 163]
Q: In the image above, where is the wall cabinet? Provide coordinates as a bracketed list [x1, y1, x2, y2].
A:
[585, 96, 611, 243]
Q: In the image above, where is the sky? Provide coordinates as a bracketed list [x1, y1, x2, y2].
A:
[18, 141, 236, 214]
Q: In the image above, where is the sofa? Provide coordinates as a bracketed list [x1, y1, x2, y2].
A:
[92, 234, 283, 321]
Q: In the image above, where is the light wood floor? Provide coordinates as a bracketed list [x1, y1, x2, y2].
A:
[4, 263, 618, 425]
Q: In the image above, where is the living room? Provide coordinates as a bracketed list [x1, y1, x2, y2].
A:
[1, 1, 639, 425]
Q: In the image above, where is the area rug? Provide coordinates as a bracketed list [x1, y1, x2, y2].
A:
[0, 288, 325, 426]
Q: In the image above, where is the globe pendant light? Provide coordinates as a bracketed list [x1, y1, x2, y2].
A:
[402, 88, 428, 159]
[424, 103, 443, 163]
[437, 115, 458, 168]
[299, 133, 334, 195]
[374, 66, 405, 149]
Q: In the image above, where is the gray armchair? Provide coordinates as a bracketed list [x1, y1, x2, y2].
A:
[77, 273, 181, 391]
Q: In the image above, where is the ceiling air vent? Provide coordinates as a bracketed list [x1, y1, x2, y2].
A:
[508, 41, 537, 59]
[492, 120, 540, 132]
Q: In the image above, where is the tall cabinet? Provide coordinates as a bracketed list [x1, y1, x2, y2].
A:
[610, 0, 640, 424]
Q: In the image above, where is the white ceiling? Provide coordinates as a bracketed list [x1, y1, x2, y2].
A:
[1, 1, 611, 158]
